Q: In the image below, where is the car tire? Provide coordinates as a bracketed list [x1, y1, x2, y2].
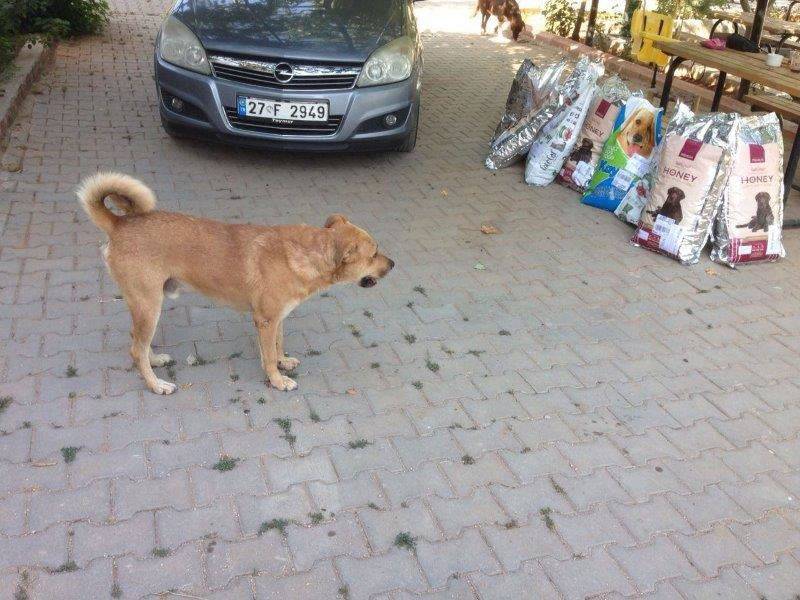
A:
[396, 104, 419, 153]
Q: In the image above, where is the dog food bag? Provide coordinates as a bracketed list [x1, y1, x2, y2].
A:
[492, 58, 567, 141]
[632, 103, 739, 265]
[485, 58, 572, 171]
[581, 97, 663, 212]
[712, 113, 785, 267]
[556, 75, 632, 192]
[524, 58, 604, 186]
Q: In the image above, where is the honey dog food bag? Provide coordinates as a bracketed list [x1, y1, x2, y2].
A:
[525, 59, 604, 186]
[556, 75, 632, 192]
[633, 104, 738, 265]
[581, 97, 663, 212]
[712, 113, 785, 267]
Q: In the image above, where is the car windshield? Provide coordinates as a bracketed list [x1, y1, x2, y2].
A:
[188, 0, 404, 50]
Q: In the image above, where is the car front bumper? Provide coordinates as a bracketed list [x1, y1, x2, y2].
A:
[154, 55, 421, 150]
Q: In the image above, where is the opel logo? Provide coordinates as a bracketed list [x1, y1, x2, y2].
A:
[274, 62, 294, 83]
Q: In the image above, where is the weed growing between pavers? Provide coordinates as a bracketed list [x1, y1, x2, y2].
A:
[363, 310, 373, 318]
[338, 585, 350, 599]
[406, 301, 414, 309]
[0, 396, 11, 414]
[68, 391, 76, 399]
[274, 418, 296, 447]
[259, 519, 289, 536]
[230, 374, 240, 382]
[404, 334, 416, 344]
[14, 586, 28, 600]
[498, 329, 510, 336]
[257, 397, 266, 404]
[367, 502, 380, 510]
[426, 357, 440, 373]
[61, 447, 81, 463]
[467, 349, 485, 357]
[461, 454, 475, 465]
[229, 397, 240, 404]
[320, 292, 330, 297]
[229, 352, 242, 359]
[540, 507, 555, 531]
[348, 439, 371, 449]
[349, 325, 361, 338]
[309, 511, 324, 525]
[307, 349, 322, 356]
[284, 370, 298, 379]
[441, 345, 454, 355]
[65, 366, 78, 377]
[550, 476, 567, 496]
[413, 285, 427, 297]
[22, 421, 31, 429]
[411, 381, 423, 390]
[212, 456, 240, 472]
[504, 519, 519, 529]
[309, 410, 321, 422]
[370, 362, 380, 369]
[165, 359, 176, 380]
[52, 561, 78, 573]
[394, 532, 416, 550]
[110, 585, 122, 599]
[152, 548, 169, 557]
[521, 446, 532, 453]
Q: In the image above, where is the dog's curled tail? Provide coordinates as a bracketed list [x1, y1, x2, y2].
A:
[77, 172, 156, 234]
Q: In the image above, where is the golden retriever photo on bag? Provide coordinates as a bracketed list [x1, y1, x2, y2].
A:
[77, 173, 394, 395]
[616, 107, 655, 158]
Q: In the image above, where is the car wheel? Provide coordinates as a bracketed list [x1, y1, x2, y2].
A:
[161, 115, 184, 139]
[396, 104, 419, 153]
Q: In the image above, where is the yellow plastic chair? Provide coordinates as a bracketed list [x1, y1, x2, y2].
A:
[630, 9, 675, 87]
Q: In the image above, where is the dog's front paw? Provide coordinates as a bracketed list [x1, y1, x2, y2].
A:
[150, 353, 172, 367]
[150, 378, 177, 395]
[278, 356, 300, 371]
[270, 375, 298, 392]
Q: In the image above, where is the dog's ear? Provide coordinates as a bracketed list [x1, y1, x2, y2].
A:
[325, 214, 349, 228]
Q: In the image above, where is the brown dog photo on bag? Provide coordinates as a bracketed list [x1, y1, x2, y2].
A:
[77, 173, 394, 395]
[568, 138, 594, 165]
[736, 191, 774, 232]
[647, 186, 685, 223]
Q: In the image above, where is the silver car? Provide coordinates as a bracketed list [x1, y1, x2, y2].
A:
[155, 0, 423, 151]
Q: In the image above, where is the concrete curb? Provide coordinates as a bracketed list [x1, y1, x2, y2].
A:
[0, 42, 55, 150]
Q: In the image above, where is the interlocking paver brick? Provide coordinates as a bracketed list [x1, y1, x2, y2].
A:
[668, 483, 750, 530]
[114, 470, 192, 519]
[609, 462, 688, 502]
[29, 479, 110, 530]
[148, 433, 220, 477]
[359, 499, 441, 551]
[237, 486, 314, 535]
[156, 500, 240, 548]
[736, 555, 800, 600]
[718, 440, 790, 481]
[554, 504, 634, 554]
[255, 559, 340, 599]
[500, 446, 572, 483]
[308, 471, 387, 512]
[69, 444, 149, 487]
[415, 528, 500, 587]
[721, 474, 799, 518]
[191, 457, 268, 506]
[72, 512, 155, 565]
[469, 560, 561, 600]
[0, 524, 67, 569]
[266, 448, 337, 491]
[427, 487, 506, 536]
[611, 430, 683, 465]
[610, 495, 693, 543]
[207, 531, 289, 589]
[552, 468, 633, 510]
[337, 549, 427, 600]
[729, 513, 800, 564]
[377, 461, 454, 506]
[558, 437, 632, 474]
[329, 438, 403, 479]
[0, 492, 26, 536]
[541, 548, 636, 600]
[117, 542, 205, 598]
[482, 520, 570, 570]
[393, 430, 462, 468]
[671, 566, 760, 599]
[287, 514, 369, 571]
[32, 558, 114, 599]
[609, 535, 698, 592]
[441, 452, 516, 495]
[674, 524, 761, 577]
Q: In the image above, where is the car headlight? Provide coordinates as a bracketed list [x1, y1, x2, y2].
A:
[357, 36, 415, 87]
[159, 15, 210, 75]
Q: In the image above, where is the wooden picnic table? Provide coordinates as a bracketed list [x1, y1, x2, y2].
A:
[709, 10, 800, 42]
[655, 39, 800, 202]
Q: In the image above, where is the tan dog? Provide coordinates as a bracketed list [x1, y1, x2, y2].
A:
[77, 173, 394, 395]
[617, 108, 655, 158]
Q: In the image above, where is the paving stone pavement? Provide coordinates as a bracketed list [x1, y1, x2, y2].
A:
[3, 0, 800, 598]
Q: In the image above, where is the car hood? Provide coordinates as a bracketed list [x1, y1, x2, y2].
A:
[172, 0, 406, 63]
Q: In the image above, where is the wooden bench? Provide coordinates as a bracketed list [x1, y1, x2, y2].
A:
[744, 93, 800, 202]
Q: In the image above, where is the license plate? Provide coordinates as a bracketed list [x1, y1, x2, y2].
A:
[237, 96, 328, 122]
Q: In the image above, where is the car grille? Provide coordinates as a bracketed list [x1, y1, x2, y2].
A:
[224, 107, 343, 136]
[210, 55, 360, 90]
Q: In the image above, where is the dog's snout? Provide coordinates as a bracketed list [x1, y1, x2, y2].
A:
[633, 133, 643, 143]
[388, 258, 395, 270]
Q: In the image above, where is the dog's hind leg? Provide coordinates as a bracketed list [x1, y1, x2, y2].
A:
[254, 314, 297, 391]
[276, 320, 299, 372]
[126, 288, 176, 395]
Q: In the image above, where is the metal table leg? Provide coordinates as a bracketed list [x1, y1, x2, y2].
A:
[711, 71, 727, 111]
[659, 57, 685, 111]
[784, 128, 800, 204]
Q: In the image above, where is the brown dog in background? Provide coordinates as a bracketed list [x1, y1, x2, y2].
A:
[475, 0, 526, 40]
[78, 173, 394, 395]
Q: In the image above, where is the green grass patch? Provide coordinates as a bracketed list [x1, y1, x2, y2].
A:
[212, 456, 239, 472]
[394, 531, 416, 550]
[61, 446, 80, 463]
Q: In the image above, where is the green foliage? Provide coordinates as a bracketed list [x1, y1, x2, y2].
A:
[544, 0, 576, 38]
[1, 0, 109, 71]
[655, 0, 726, 19]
